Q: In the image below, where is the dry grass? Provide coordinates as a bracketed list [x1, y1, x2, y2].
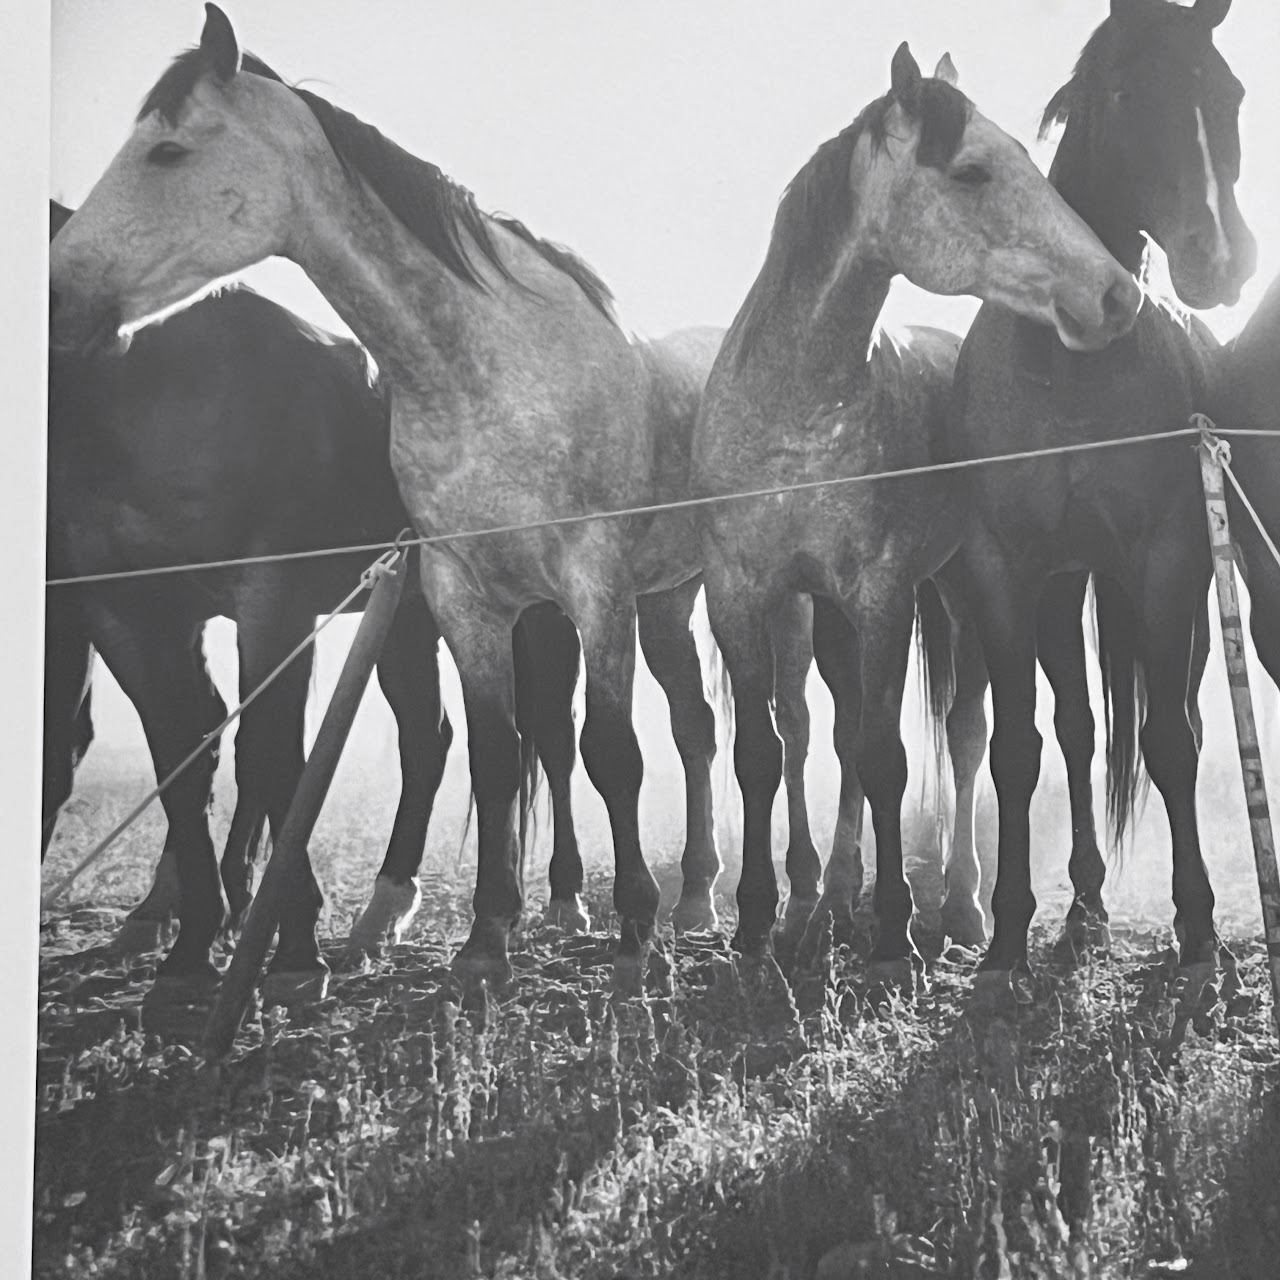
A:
[36, 738, 1280, 1279]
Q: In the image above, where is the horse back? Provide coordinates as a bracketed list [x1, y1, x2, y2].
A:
[50, 288, 407, 582]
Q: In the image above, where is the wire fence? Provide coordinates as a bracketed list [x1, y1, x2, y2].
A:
[40, 418, 1280, 905]
[48, 425, 1280, 591]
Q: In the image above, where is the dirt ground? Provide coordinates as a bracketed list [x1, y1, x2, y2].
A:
[35, 621, 1280, 1278]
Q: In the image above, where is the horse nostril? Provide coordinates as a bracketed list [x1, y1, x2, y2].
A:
[1101, 276, 1138, 331]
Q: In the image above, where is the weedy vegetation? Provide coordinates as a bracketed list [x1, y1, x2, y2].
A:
[37, 751, 1280, 1279]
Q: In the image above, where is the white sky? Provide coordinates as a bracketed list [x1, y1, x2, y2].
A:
[50, 0, 1280, 343]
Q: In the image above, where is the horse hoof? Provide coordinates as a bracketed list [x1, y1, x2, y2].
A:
[865, 957, 919, 1011]
[1174, 959, 1220, 1014]
[941, 942, 983, 966]
[670, 893, 718, 935]
[112, 917, 169, 955]
[543, 896, 591, 933]
[781, 895, 818, 935]
[730, 929, 774, 962]
[939, 903, 988, 949]
[1053, 919, 1111, 968]
[141, 969, 221, 1039]
[869, 957, 916, 992]
[348, 876, 422, 954]
[262, 968, 330, 1008]
[451, 951, 514, 988]
[451, 916, 514, 987]
[612, 952, 646, 997]
[969, 968, 1020, 1019]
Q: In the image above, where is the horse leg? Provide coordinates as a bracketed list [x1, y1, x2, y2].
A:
[87, 605, 225, 975]
[220, 800, 267, 930]
[1236, 519, 1280, 695]
[847, 583, 917, 984]
[516, 602, 589, 932]
[1140, 569, 1217, 971]
[802, 595, 865, 954]
[638, 578, 721, 934]
[703, 572, 784, 958]
[965, 550, 1043, 978]
[348, 589, 453, 954]
[42, 589, 95, 859]
[422, 563, 524, 984]
[939, 602, 990, 948]
[573, 588, 659, 990]
[772, 593, 823, 944]
[233, 594, 325, 991]
[1037, 571, 1110, 956]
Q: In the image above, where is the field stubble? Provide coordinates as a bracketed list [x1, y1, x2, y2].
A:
[36, 704, 1280, 1278]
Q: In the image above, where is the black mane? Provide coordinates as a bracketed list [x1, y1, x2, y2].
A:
[138, 46, 617, 323]
[731, 78, 969, 365]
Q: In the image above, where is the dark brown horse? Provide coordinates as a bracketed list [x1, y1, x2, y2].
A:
[46, 203, 460, 987]
[1211, 271, 1280, 691]
[950, 0, 1256, 985]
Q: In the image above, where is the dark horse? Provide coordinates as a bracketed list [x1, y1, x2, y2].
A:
[1210, 271, 1280, 693]
[46, 199, 601, 987]
[950, 0, 1255, 985]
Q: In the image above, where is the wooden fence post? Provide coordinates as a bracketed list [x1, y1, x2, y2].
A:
[203, 549, 408, 1059]
[1196, 417, 1280, 1039]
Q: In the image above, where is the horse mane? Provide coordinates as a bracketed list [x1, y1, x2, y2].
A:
[139, 46, 618, 324]
[730, 79, 969, 366]
[492, 215, 617, 324]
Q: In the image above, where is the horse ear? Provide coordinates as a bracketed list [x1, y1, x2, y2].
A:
[1193, 0, 1231, 29]
[933, 53, 959, 87]
[50, 200, 74, 241]
[891, 42, 922, 113]
[200, 3, 242, 82]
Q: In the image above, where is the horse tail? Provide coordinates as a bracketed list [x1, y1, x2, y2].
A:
[691, 589, 736, 822]
[511, 612, 547, 903]
[1092, 575, 1149, 849]
[915, 578, 956, 810]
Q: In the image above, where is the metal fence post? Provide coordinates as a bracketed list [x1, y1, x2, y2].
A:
[1196, 417, 1280, 1040]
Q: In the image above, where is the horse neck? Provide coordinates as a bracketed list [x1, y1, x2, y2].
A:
[1048, 110, 1146, 277]
[746, 244, 893, 394]
[288, 164, 490, 400]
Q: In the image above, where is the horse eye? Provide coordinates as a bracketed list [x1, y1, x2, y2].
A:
[146, 141, 189, 166]
[951, 164, 991, 188]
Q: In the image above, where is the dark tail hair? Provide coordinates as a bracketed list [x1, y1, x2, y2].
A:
[511, 616, 547, 903]
[915, 579, 957, 813]
[1091, 575, 1148, 846]
[693, 595, 737, 829]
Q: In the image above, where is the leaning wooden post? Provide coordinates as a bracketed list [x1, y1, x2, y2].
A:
[1195, 416, 1280, 1039]
[203, 548, 408, 1060]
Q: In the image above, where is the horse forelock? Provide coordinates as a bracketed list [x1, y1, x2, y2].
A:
[137, 44, 618, 322]
[137, 46, 284, 126]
